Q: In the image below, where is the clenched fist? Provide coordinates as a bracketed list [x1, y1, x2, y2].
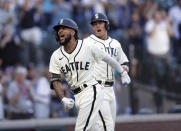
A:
[62, 97, 75, 109]
[121, 71, 131, 86]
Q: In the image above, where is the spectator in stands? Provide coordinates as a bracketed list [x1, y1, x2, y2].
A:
[129, 10, 144, 57]
[33, 68, 51, 119]
[128, 10, 144, 81]
[0, 0, 20, 68]
[115, 0, 132, 30]
[106, 0, 132, 41]
[145, 10, 173, 113]
[169, 0, 181, 63]
[51, 0, 73, 27]
[141, 0, 158, 21]
[26, 63, 37, 81]
[0, 0, 17, 37]
[145, 10, 173, 80]
[18, 0, 42, 65]
[39, 0, 54, 30]
[6, 66, 34, 119]
[3, 66, 14, 87]
[2, 66, 14, 118]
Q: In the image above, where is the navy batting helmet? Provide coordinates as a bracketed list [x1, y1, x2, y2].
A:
[53, 18, 78, 32]
[90, 13, 109, 30]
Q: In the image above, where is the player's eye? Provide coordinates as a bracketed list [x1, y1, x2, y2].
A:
[92, 22, 97, 26]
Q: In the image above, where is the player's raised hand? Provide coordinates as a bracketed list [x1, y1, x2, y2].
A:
[62, 97, 75, 109]
[120, 71, 131, 86]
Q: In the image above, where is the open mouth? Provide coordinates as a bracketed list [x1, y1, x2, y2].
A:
[97, 29, 101, 32]
[58, 34, 65, 41]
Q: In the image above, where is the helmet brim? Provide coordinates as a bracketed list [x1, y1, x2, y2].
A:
[53, 24, 78, 32]
[53, 24, 64, 31]
[90, 19, 108, 25]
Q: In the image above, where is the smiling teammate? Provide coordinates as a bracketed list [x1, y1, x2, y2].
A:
[85, 13, 130, 131]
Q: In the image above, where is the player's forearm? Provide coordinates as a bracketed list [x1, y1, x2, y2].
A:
[103, 54, 125, 74]
[53, 81, 65, 100]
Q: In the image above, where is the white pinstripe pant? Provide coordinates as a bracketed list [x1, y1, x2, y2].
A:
[74, 84, 104, 131]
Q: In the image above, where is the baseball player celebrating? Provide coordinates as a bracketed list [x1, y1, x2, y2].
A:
[84, 13, 130, 131]
[49, 18, 131, 131]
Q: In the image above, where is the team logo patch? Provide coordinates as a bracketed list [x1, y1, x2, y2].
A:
[60, 19, 63, 24]
[95, 14, 99, 19]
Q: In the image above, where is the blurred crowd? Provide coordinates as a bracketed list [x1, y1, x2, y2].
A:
[0, 65, 76, 120]
[0, 0, 181, 119]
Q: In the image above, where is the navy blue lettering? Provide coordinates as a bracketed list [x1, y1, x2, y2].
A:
[111, 48, 114, 56]
[70, 62, 74, 70]
[114, 49, 117, 56]
[65, 64, 71, 73]
[80, 62, 84, 70]
[85, 62, 90, 70]
[75, 62, 79, 70]
[62, 61, 91, 73]
[106, 47, 117, 57]
[106, 47, 110, 54]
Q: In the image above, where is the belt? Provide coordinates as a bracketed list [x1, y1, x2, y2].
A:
[97, 80, 114, 87]
[72, 84, 88, 95]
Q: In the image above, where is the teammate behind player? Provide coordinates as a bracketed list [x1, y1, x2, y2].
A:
[49, 18, 130, 131]
[85, 13, 130, 131]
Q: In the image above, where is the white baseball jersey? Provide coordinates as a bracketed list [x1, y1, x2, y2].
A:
[49, 39, 107, 90]
[85, 34, 129, 131]
[49, 39, 107, 131]
[85, 34, 129, 81]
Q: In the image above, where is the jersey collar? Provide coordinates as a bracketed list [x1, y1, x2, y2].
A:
[61, 40, 82, 56]
[90, 34, 111, 43]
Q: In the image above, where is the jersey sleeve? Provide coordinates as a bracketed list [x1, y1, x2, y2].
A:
[116, 41, 129, 64]
[49, 51, 60, 74]
[90, 43, 107, 63]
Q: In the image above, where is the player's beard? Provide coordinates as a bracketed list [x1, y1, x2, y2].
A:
[59, 34, 72, 46]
